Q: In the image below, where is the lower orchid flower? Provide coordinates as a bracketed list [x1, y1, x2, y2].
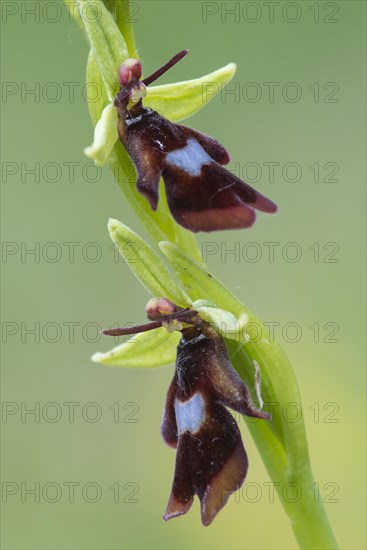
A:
[102, 298, 270, 525]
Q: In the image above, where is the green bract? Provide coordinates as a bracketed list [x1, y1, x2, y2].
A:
[92, 327, 180, 368]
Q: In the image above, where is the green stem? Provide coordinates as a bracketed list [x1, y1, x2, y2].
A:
[250, 426, 338, 549]
[237, 347, 339, 550]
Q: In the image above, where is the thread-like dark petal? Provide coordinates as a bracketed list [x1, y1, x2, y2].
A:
[161, 374, 178, 449]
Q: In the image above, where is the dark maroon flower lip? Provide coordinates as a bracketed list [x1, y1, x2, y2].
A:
[161, 323, 270, 525]
[102, 299, 271, 525]
[114, 52, 278, 233]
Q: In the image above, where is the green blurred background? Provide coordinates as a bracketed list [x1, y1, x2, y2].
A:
[1, 1, 366, 548]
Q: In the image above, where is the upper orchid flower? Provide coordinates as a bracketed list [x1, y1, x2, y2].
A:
[114, 51, 277, 232]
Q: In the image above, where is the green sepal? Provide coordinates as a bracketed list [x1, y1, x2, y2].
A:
[84, 102, 118, 165]
[145, 63, 236, 122]
[91, 327, 180, 368]
[86, 49, 109, 125]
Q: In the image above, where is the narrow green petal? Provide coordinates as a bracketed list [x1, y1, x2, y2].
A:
[92, 327, 180, 368]
[108, 219, 191, 307]
[84, 102, 118, 165]
[77, 0, 128, 99]
[145, 63, 236, 122]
